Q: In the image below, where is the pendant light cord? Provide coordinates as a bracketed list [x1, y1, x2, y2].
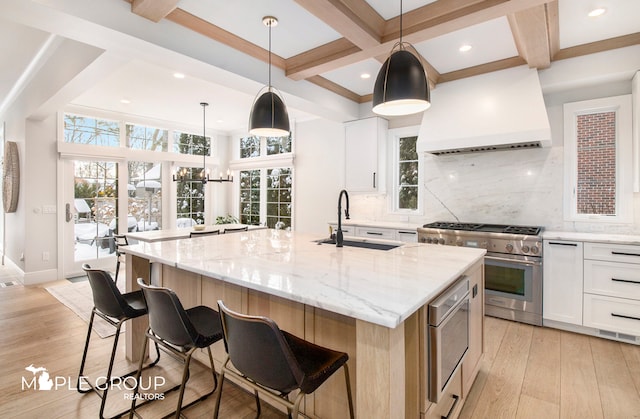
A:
[268, 21, 272, 89]
[399, 0, 403, 45]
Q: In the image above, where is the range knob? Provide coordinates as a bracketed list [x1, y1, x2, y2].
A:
[420, 236, 427, 243]
[505, 243, 514, 252]
[530, 245, 539, 254]
[438, 238, 445, 245]
[522, 245, 530, 253]
[456, 240, 463, 246]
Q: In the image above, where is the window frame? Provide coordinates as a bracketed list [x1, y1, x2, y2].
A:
[388, 126, 423, 215]
[563, 95, 633, 223]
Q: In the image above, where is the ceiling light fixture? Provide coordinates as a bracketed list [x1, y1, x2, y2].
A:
[173, 72, 185, 79]
[588, 7, 606, 17]
[173, 102, 232, 184]
[120, 99, 131, 104]
[361, 73, 371, 79]
[459, 44, 472, 52]
[372, 0, 430, 116]
[248, 16, 290, 137]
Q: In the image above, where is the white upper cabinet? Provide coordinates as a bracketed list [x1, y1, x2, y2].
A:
[344, 117, 388, 193]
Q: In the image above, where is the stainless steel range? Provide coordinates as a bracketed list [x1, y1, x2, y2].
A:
[418, 222, 543, 326]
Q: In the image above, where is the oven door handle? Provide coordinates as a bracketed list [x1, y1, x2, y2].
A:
[484, 255, 542, 266]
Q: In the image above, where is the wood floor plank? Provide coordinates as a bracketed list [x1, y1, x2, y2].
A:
[467, 321, 533, 419]
[560, 332, 604, 419]
[590, 337, 640, 418]
[521, 326, 561, 405]
[516, 394, 560, 419]
[620, 343, 640, 398]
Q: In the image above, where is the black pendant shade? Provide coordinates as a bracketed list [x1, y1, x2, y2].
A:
[372, 49, 431, 116]
[249, 89, 290, 137]
[248, 16, 290, 138]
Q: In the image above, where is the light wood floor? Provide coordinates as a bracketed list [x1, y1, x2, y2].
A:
[1, 265, 639, 419]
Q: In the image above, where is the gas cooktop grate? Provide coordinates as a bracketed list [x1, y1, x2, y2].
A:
[422, 222, 541, 236]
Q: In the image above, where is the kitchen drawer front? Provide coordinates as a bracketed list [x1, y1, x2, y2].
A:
[584, 260, 640, 300]
[423, 367, 462, 419]
[396, 229, 418, 243]
[583, 293, 640, 336]
[355, 226, 395, 240]
[329, 224, 355, 236]
[584, 242, 640, 264]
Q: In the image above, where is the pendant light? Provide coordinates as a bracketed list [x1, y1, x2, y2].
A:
[372, 0, 430, 116]
[173, 102, 233, 184]
[249, 16, 290, 137]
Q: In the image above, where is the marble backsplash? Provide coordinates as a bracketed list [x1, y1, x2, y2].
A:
[349, 146, 640, 234]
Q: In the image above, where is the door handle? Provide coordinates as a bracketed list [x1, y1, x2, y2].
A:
[65, 203, 73, 222]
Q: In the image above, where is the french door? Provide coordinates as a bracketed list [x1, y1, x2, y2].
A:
[62, 159, 122, 278]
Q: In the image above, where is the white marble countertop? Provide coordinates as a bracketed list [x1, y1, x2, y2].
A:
[543, 230, 640, 245]
[123, 229, 485, 328]
[126, 224, 265, 242]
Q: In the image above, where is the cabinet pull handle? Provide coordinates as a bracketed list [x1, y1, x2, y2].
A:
[397, 231, 416, 235]
[366, 232, 383, 236]
[372, 172, 376, 188]
[548, 242, 578, 246]
[441, 394, 460, 419]
[611, 313, 640, 322]
[611, 251, 640, 257]
[611, 278, 640, 285]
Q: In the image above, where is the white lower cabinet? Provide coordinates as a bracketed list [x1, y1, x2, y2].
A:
[355, 226, 395, 240]
[543, 240, 583, 325]
[544, 238, 640, 344]
[396, 229, 418, 243]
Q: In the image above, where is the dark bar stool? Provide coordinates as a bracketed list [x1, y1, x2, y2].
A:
[222, 225, 248, 234]
[189, 229, 220, 238]
[78, 264, 160, 419]
[213, 300, 355, 419]
[113, 234, 129, 285]
[129, 278, 223, 418]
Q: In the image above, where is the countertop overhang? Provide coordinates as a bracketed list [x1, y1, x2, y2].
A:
[123, 229, 485, 328]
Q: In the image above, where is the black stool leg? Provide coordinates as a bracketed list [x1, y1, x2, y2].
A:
[115, 259, 120, 285]
[77, 308, 97, 393]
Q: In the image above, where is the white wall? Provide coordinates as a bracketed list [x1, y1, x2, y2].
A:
[293, 118, 344, 235]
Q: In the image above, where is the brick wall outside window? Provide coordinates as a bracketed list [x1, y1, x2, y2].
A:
[576, 112, 616, 215]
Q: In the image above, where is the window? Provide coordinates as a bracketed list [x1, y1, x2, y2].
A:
[390, 128, 421, 213]
[236, 134, 294, 228]
[126, 124, 168, 151]
[266, 168, 292, 229]
[64, 114, 119, 146]
[128, 162, 162, 231]
[176, 168, 205, 225]
[239, 170, 261, 225]
[563, 95, 632, 222]
[173, 131, 210, 156]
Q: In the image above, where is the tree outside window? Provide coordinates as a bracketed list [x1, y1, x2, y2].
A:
[176, 168, 205, 225]
[64, 114, 119, 146]
[398, 136, 419, 211]
[267, 168, 292, 229]
[239, 170, 261, 225]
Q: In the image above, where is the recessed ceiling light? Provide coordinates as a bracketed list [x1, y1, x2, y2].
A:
[588, 7, 606, 17]
[459, 44, 472, 53]
[360, 73, 371, 79]
[216, 119, 224, 124]
[120, 99, 131, 104]
[173, 72, 185, 79]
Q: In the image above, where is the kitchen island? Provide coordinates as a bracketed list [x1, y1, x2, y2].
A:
[123, 229, 485, 418]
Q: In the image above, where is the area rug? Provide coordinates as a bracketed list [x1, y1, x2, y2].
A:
[46, 278, 125, 338]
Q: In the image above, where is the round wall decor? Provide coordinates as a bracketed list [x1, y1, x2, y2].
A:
[3, 141, 20, 213]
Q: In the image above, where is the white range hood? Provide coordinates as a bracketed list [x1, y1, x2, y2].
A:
[417, 66, 551, 155]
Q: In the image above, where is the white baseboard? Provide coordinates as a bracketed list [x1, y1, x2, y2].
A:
[2, 257, 25, 284]
[23, 268, 60, 285]
[544, 318, 640, 345]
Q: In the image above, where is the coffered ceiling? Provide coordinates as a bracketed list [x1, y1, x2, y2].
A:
[0, 0, 639, 132]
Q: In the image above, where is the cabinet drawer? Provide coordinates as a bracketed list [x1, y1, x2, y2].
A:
[329, 224, 354, 236]
[355, 226, 395, 240]
[396, 229, 418, 243]
[584, 260, 640, 300]
[584, 242, 640, 264]
[423, 367, 462, 419]
[583, 293, 640, 337]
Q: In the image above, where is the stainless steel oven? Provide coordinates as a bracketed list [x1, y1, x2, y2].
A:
[425, 275, 469, 403]
[418, 222, 544, 326]
[484, 252, 542, 325]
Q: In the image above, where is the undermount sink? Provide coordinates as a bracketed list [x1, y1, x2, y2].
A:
[315, 238, 401, 251]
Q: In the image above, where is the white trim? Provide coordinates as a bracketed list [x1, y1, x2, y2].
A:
[563, 95, 633, 223]
[229, 153, 294, 170]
